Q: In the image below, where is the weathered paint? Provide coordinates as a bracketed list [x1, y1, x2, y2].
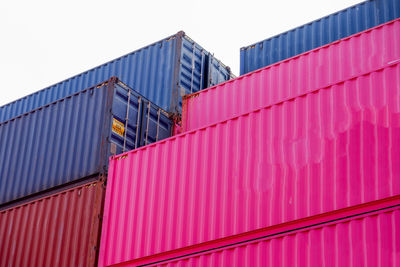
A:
[0, 180, 104, 267]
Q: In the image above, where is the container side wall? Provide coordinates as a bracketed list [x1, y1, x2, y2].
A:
[0, 33, 233, 121]
[0, 79, 172, 206]
[99, 63, 400, 266]
[141, 206, 400, 267]
[0, 181, 105, 267]
[240, 0, 400, 74]
[0, 83, 110, 205]
[184, 18, 400, 131]
[0, 35, 177, 119]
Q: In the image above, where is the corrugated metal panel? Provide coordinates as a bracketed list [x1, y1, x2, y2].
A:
[0, 78, 172, 206]
[99, 62, 400, 266]
[138, 205, 400, 267]
[113, 196, 400, 266]
[0, 32, 232, 122]
[0, 180, 104, 267]
[240, 0, 400, 75]
[183, 18, 400, 132]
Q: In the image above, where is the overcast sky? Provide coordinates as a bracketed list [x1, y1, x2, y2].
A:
[0, 0, 363, 106]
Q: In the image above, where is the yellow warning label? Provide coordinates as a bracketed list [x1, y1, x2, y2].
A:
[112, 118, 125, 137]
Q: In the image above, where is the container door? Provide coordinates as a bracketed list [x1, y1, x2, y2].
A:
[140, 101, 173, 147]
[207, 55, 232, 87]
[177, 37, 208, 112]
[110, 83, 144, 155]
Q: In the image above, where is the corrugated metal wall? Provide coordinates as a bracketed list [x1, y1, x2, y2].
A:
[183, 18, 400, 132]
[99, 62, 400, 266]
[141, 205, 400, 267]
[0, 32, 232, 122]
[0, 78, 172, 206]
[240, 0, 400, 75]
[0, 82, 109, 205]
[0, 181, 104, 267]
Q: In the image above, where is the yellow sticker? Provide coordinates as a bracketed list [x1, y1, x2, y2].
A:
[112, 118, 125, 137]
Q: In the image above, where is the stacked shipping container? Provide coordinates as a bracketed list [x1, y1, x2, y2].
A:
[0, 181, 104, 267]
[240, 0, 400, 75]
[0, 77, 172, 206]
[0, 31, 232, 122]
[183, 18, 400, 131]
[0, 31, 233, 267]
[117, 196, 400, 266]
[2, 1, 399, 266]
[98, 59, 400, 265]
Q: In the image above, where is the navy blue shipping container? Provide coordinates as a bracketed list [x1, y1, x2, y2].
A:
[240, 0, 400, 75]
[0, 31, 233, 123]
[0, 77, 172, 206]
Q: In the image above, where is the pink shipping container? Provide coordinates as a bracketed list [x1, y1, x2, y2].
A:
[125, 200, 400, 267]
[182, 18, 400, 132]
[99, 61, 400, 266]
[0, 180, 105, 267]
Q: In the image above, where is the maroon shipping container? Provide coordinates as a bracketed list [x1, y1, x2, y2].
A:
[126, 198, 400, 267]
[99, 62, 400, 266]
[0, 180, 105, 267]
[182, 18, 400, 132]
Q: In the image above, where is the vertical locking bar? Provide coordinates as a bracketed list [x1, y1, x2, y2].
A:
[145, 102, 151, 146]
[199, 49, 204, 89]
[156, 109, 160, 142]
[134, 97, 142, 149]
[123, 89, 131, 153]
[190, 43, 196, 94]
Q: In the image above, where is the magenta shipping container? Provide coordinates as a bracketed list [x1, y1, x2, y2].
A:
[182, 18, 400, 132]
[99, 60, 400, 266]
[125, 201, 400, 267]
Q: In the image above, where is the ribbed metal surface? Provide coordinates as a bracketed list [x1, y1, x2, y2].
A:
[183, 18, 400, 132]
[143, 205, 400, 267]
[0, 180, 104, 267]
[0, 32, 232, 122]
[0, 78, 172, 206]
[240, 0, 400, 75]
[99, 62, 400, 266]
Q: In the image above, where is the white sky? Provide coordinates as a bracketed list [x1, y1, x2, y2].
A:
[0, 0, 363, 106]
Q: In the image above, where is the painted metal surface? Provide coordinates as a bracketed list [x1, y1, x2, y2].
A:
[240, 0, 400, 75]
[0, 180, 105, 267]
[99, 62, 400, 266]
[128, 204, 400, 267]
[0, 77, 172, 206]
[0, 32, 232, 122]
[183, 18, 400, 132]
[111, 195, 400, 266]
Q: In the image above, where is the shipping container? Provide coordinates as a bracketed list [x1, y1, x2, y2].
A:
[0, 77, 172, 206]
[0, 31, 233, 122]
[240, 0, 400, 75]
[125, 201, 400, 267]
[99, 62, 400, 266]
[183, 18, 400, 132]
[0, 180, 105, 267]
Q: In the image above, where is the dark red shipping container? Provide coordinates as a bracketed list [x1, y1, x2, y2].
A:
[0, 180, 105, 267]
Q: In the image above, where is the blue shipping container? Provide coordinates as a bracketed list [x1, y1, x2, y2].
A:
[240, 0, 400, 75]
[0, 31, 233, 122]
[0, 77, 172, 206]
